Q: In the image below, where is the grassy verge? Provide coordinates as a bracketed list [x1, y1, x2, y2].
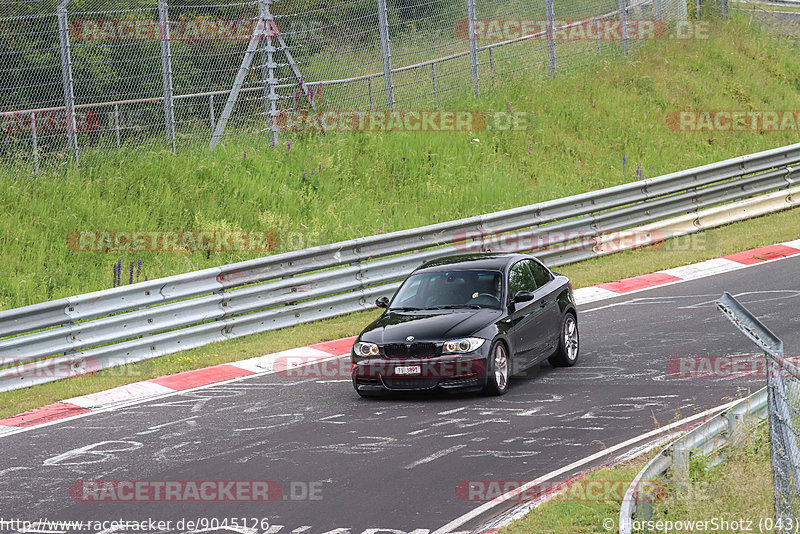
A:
[643, 422, 773, 533]
[1, 205, 798, 419]
[2, 15, 800, 309]
[498, 457, 650, 534]
[498, 422, 771, 533]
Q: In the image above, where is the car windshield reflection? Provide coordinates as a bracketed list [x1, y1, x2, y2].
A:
[390, 270, 503, 310]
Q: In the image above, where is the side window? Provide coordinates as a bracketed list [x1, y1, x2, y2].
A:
[508, 261, 536, 298]
[529, 260, 552, 289]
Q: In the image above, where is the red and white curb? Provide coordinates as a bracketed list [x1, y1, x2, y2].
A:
[0, 337, 355, 435]
[572, 239, 800, 303]
[1, 239, 799, 435]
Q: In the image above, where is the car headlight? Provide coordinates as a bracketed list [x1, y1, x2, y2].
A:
[443, 337, 486, 354]
[354, 341, 380, 357]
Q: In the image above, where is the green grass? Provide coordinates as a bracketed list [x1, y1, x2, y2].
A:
[2, 15, 800, 309]
[644, 422, 773, 534]
[500, 456, 651, 534]
[3, 14, 800, 417]
[1, 205, 798, 419]
[498, 422, 773, 533]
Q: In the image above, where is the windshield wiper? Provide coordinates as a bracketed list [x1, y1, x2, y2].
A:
[425, 304, 481, 310]
[389, 306, 423, 311]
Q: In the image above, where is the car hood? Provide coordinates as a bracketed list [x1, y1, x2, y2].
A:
[360, 309, 502, 344]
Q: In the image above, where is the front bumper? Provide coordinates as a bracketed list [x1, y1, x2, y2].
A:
[352, 349, 489, 392]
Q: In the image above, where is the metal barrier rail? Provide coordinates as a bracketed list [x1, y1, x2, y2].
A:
[620, 292, 790, 533]
[0, 143, 799, 392]
[619, 388, 769, 533]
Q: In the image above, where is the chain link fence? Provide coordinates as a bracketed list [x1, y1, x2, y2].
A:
[767, 352, 800, 531]
[718, 292, 800, 533]
[1, 0, 687, 173]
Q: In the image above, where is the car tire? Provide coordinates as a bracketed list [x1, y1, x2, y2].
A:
[549, 312, 579, 367]
[483, 340, 510, 396]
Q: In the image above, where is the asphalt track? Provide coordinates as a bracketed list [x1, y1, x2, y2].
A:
[0, 255, 798, 534]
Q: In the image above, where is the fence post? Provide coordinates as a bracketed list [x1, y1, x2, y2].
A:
[31, 112, 39, 177]
[596, 19, 601, 54]
[545, 0, 556, 75]
[368, 78, 375, 110]
[618, 0, 629, 53]
[376, 0, 395, 109]
[259, 0, 279, 146]
[653, 0, 663, 20]
[113, 104, 121, 149]
[158, 0, 176, 155]
[208, 94, 215, 130]
[467, 0, 480, 95]
[57, 0, 78, 161]
[432, 63, 439, 109]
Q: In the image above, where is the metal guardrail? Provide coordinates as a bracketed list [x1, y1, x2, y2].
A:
[619, 292, 790, 533]
[1, 144, 799, 392]
[619, 387, 769, 533]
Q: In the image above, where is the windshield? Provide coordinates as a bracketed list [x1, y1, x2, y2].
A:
[390, 270, 503, 310]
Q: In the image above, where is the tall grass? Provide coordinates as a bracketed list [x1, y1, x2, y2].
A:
[1, 14, 800, 310]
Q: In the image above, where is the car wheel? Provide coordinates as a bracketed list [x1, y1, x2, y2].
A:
[483, 341, 510, 396]
[549, 312, 579, 367]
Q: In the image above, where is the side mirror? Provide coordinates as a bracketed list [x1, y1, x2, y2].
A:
[512, 290, 534, 304]
[376, 296, 390, 309]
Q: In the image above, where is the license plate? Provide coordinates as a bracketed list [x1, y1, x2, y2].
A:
[395, 365, 421, 375]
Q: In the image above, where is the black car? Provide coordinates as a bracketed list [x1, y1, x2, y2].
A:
[351, 253, 579, 397]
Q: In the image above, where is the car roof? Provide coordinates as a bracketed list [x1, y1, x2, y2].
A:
[413, 253, 531, 273]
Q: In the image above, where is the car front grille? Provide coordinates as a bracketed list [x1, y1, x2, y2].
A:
[382, 377, 438, 389]
[383, 342, 438, 358]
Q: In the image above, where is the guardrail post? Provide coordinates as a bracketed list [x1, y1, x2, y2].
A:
[545, 0, 556, 75]
[671, 443, 690, 491]
[618, 0, 629, 53]
[467, 0, 480, 95]
[57, 0, 78, 162]
[158, 0, 176, 155]
[376, 0, 395, 109]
